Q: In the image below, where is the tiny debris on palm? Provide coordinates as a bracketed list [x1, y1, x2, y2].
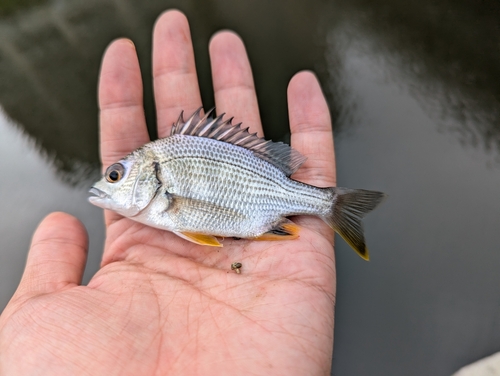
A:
[231, 262, 242, 274]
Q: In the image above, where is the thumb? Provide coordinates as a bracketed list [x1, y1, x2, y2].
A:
[17, 212, 88, 296]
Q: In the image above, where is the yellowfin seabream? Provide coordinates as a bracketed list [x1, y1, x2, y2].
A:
[89, 109, 385, 260]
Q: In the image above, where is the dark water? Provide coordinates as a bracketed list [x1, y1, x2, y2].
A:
[0, 0, 499, 375]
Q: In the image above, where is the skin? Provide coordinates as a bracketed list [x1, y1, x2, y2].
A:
[0, 10, 337, 376]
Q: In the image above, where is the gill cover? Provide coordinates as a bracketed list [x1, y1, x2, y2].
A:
[129, 161, 162, 215]
[90, 157, 161, 217]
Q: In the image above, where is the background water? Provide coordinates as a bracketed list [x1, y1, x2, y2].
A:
[0, 1, 499, 375]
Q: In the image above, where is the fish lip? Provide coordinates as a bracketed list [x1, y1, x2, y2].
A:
[89, 187, 108, 199]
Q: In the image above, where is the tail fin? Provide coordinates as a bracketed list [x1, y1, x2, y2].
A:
[322, 188, 386, 261]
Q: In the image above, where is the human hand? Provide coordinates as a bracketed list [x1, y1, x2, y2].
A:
[0, 10, 336, 375]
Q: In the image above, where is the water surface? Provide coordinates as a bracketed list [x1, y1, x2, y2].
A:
[0, 1, 499, 375]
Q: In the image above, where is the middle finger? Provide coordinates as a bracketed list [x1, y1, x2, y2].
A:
[153, 10, 203, 138]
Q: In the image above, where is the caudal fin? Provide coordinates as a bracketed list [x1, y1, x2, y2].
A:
[322, 188, 386, 261]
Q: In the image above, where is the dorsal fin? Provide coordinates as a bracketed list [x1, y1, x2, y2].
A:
[170, 107, 307, 176]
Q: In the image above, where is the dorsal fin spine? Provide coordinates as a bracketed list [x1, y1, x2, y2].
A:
[215, 126, 236, 140]
[246, 138, 266, 148]
[176, 111, 185, 126]
[190, 108, 214, 135]
[179, 113, 193, 134]
[171, 111, 185, 136]
[198, 114, 223, 137]
[180, 108, 202, 134]
[233, 130, 253, 145]
[208, 117, 232, 138]
[215, 125, 240, 141]
[170, 107, 307, 176]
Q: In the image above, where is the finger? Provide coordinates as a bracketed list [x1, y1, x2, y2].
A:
[288, 71, 336, 187]
[153, 10, 203, 138]
[19, 213, 88, 295]
[209, 31, 263, 136]
[99, 39, 149, 169]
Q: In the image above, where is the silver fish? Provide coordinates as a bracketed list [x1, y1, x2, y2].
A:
[89, 108, 385, 260]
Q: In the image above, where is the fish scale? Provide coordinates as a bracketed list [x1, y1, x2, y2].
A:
[89, 108, 386, 260]
[144, 135, 329, 237]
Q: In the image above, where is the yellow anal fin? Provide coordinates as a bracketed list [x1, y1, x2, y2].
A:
[254, 221, 300, 241]
[176, 231, 223, 247]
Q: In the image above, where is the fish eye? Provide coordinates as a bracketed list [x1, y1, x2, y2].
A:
[105, 163, 125, 183]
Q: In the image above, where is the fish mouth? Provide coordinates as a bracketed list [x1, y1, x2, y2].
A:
[88, 187, 110, 208]
[89, 187, 108, 199]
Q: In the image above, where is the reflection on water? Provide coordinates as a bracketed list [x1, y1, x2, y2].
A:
[328, 33, 500, 375]
[0, 0, 47, 17]
[329, 0, 500, 163]
[0, 108, 104, 307]
[0, 0, 498, 182]
[0, 0, 328, 184]
[0, 0, 499, 375]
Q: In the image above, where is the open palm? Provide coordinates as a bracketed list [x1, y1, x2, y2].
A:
[0, 10, 337, 376]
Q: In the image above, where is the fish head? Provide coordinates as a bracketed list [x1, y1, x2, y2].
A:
[89, 150, 161, 217]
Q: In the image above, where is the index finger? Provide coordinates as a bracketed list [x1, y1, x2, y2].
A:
[98, 39, 149, 169]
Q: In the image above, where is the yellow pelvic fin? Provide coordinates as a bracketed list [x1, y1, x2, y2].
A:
[254, 221, 300, 241]
[177, 232, 223, 247]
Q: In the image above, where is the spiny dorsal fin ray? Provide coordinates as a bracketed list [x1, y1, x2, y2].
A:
[170, 107, 307, 176]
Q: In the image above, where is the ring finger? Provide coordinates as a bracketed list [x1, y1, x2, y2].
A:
[209, 31, 263, 136]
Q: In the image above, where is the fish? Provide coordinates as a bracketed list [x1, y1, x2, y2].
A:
[89, 108, 385, 260]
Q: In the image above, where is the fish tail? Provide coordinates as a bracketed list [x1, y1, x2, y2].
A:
[322, 188, 386, 261]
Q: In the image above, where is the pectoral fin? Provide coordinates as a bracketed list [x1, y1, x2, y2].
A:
[175, 231, 223, 247]
[254, 220, 300, 241]
[169, 195, 245, 219]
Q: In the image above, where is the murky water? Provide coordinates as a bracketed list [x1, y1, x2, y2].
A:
[1, 1, 499, 375]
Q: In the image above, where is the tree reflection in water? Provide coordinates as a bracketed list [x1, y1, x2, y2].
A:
[0, 0, 497, 184]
